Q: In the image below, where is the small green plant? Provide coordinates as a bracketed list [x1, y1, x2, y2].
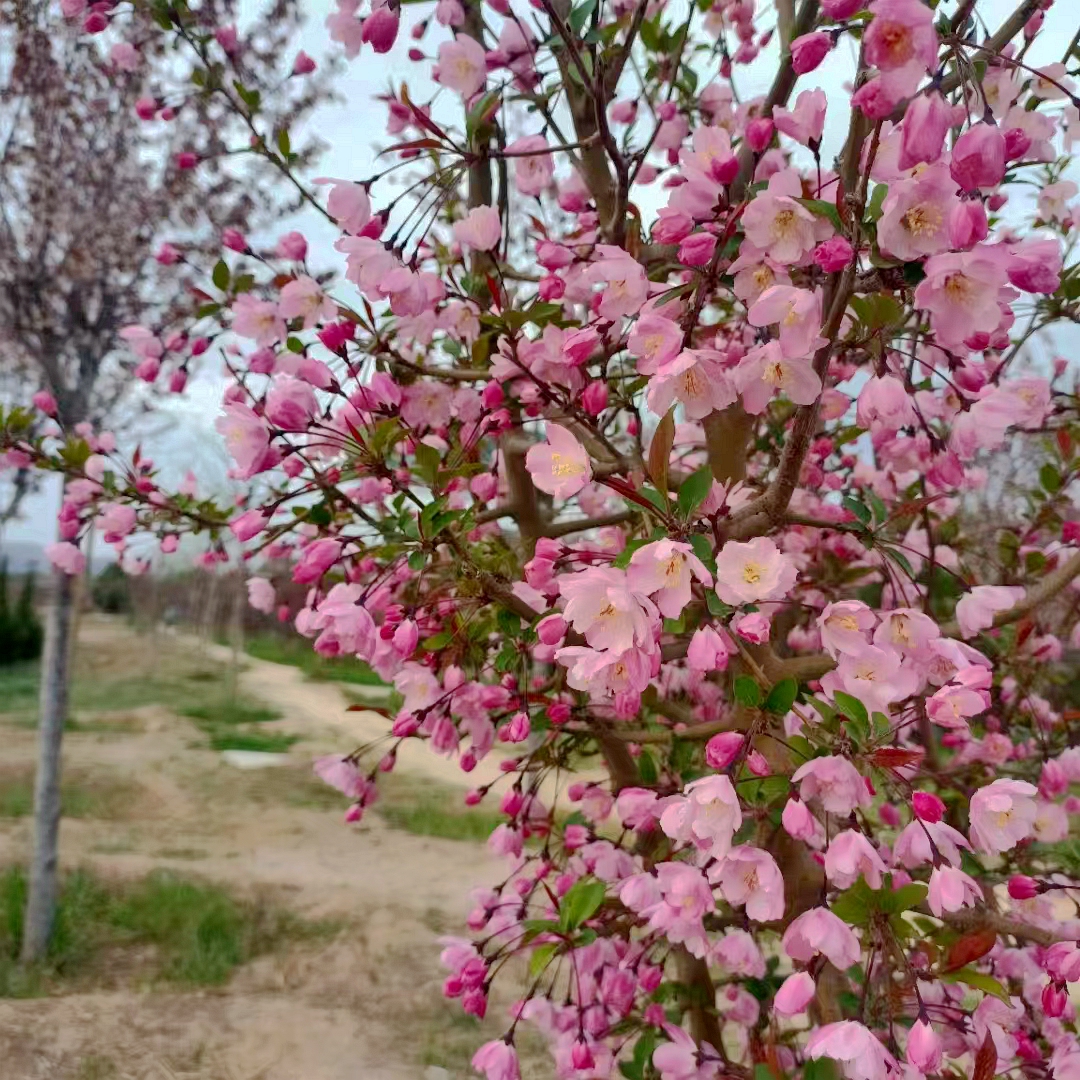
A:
[180, 698, 297, 753]
[376, 778, 503, 843]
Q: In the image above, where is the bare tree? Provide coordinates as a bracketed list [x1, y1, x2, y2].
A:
[0, 0, 331, 962]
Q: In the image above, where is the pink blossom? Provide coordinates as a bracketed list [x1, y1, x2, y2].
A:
[709, 846, 785, 922]
[968, 778, 1038, 854]
[247, 577, 276, 614]
[864, 0, 937, 74]
[856, 375, 917, 433]
[627, 540, 712, 619]
[648, 350, 737, 420]
[525, 424, 592, 499]
[774, 971, 816, 1016]
[46, 541, 86, 576]
[704, 731, 743, 769]
[471, 1040, 521, 1080]
[951, 123, 1007, 191]
[926, 683, 987, 729]
[315, 177, 371, 235]
[277, 276, 335, 328]
[824, 829, 887, 889]
[265, 375, 319, 432]
[215, 403, 277, 478]
[231, 294, 285, 347]
[735, 341, 822, 414]
[914, 250, 1009, 348]
[783, 907, 861, 970]
[653, 1023, 721, 1080]
[628, 315, 683, 375]
[821, 645, 915, 716]
[791, 756, 871, 815]
[506, 135, 554, 196]
[813, 237, 854, 273]
[747, 286, 823, 359]
[733, 611, 770, 643]
[877, 165, 957, 262]
[559, 566, 657, 653]
[898, 91, 952, 170]
[590, 246, 649, 319]
[773, 89, 827, 147]
[292, 50, 317, 75]
[660, 774, 742, 859]
[453, 205, 502, 252]
[818, 600, 876, 657]
[714, 536, 797, 606]
[98, 502, 136, 542]
[806, 1021, 897, 1080]
[229, 509, 269, 543]
[32, 390, 58, 416]
[741, 170, 830, 264]
[955, 584, 1024, 638]
[437, 35, 487, 97]
[927, 865, 983, 916]
[313, 755, 366, 799]
[293, 538, 343, 584]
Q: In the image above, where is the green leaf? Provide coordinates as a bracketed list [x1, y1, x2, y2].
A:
[211, 259, 230, 291]
[679, 529, 709, 563]
[568, 0, 598, 34]
[879, 881, 927, 914]
[677, 466, 713, 518]
[277, 128, 291, 158]
[883, 546, 916, 580]
[842, 496, 872, 527]
[940, 968, 1012, 1004]
[833, 690, 868, 728]
[407, 550, 426, 572]
[1040, 462, 1062, 494]
[421, 631, 453, 651]
[798, 198, 843, 232]
[706, 590, 732, 618]
[865, 183, 888, 222]
[831, 878, 876, 927]
[414, 443, 441, 485]
[612, 537, 650, 570]
[765, 678, 798, 716]
[733, 676, 762, 708]
[618, 1030, 658, 1080]
[285, 336, 305, 354]
[529, 941, 559, 978]
[559, 879, 606, 932]
[805, 1059, 841, 1080]
[637, 749, 658, 785]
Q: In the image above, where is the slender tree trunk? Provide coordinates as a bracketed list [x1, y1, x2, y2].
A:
[21, 568, 75, 964]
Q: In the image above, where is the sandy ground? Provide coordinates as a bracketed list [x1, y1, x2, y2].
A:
[0, 617, 525, 1080]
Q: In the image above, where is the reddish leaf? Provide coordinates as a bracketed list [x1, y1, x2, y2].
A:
[943, 928, 998, 973]
[869, 747, 924, 769]
[380, 137, 445, 156]
[1015, 617, 1035, 648]
[974, 1032, 996, 1080]
[486, 274, 502, 311]
[646, 408, 675, 496]
[835, 172, 849, 224]
[1058, 427, 1073, 461]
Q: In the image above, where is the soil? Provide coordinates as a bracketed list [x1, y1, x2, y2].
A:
[0, 617, 528, 1080]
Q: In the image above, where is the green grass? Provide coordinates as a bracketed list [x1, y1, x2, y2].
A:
[375, 777, 504, 843]
[0, 661, 40, 718]
[0, 768, 142, 821]
[180, 697, 297, 753]
[243, 633, 387, 686]
[0, 865, 337, 996]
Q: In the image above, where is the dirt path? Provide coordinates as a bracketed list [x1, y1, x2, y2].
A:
[0, 618, 531, 1080]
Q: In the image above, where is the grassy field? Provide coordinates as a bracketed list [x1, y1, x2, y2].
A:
[241, 632, 386, 687]
[0, 865, 336, 996]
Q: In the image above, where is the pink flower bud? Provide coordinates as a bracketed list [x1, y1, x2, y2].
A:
[733, 611, 770, 643]
[1003, 127, 1031, 161]
[169, 369, 188, 393]
[898, 91, 952, 170]
[879, 801, 901, 827]
[705, 731, 744, 770]
[292, 51, 317, 75]
[536, 614, 567, 646]
[222, 228, 248, 252]
[83, 10, 108, 32]
[32, 390, 58, 416]
[821, 0, 862, 16]
[746, 750, 770, 776]
[906, 1019, 943, 1073]
[948, 200, 988, 249]
[581, 381, 608, 416]
[1043, 981, 1068, 1018]
[813, 236, 854, 272]
[175, 151, 199, 170]
[362, 7, 400, 53]
[135, 97, 158, 121]
[912, 791, 945, 823]
[774, 971, 815, 1016]
[1007, 874, 1039, 900]
[950, 123, 1007, 191]
[745, 117, 774, 152]
[791, 31, 831, 74]
[679, 232, 717, 267]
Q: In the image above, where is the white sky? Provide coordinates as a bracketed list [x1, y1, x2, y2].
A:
[2, 0, 1076, 552]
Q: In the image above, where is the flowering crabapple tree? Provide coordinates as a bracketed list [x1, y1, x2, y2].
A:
[6, 0, 1080, 1077]
[0, 0, 331, 965]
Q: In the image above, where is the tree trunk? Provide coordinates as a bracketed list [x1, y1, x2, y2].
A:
[21, 568, 75, 964]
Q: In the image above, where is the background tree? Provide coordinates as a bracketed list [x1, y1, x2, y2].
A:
[0, 0, 331, 963]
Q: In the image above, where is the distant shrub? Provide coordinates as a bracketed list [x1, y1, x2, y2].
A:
[91, 563, 131, 614]
[0, 561, 43, 665]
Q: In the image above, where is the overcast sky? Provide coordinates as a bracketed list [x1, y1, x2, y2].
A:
[3, 0, 1076, 553]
